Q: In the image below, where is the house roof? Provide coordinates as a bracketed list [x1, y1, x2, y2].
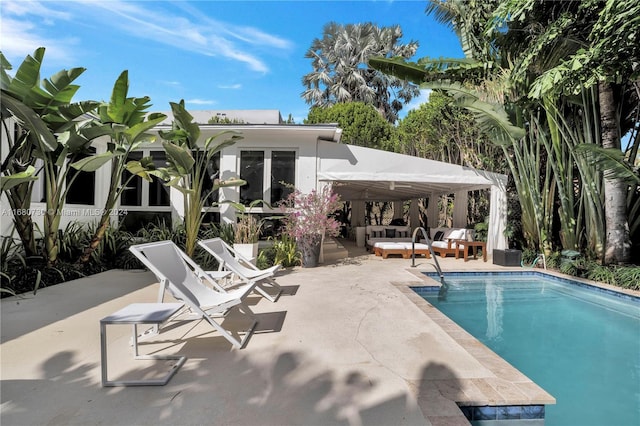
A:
[317, 140, 507, 201]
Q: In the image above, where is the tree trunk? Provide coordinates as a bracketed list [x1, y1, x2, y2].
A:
[6, 184, 38, 257]
[78, 213, 111, 264]
[44, 211, 60, 266]
[599, 81, 631, 264]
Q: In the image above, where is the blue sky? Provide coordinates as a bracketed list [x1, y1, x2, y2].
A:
[1, 0, 463, 123]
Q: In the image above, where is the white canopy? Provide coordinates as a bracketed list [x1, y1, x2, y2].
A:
[316, 140, 508, 252]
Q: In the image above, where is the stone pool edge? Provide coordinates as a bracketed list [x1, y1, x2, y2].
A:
[394, 268, 557, 411]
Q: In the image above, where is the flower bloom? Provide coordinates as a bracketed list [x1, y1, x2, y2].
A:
[280, 186, 342, 250]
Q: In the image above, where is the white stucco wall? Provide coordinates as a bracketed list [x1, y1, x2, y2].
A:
[0, 122, 341, 239]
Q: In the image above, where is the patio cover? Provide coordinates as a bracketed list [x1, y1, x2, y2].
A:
[316, 140, 508, 252]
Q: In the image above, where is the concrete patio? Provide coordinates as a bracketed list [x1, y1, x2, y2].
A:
[1, 241, 556, 426]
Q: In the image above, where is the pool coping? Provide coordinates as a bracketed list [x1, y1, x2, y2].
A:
[394, 268, 558, 410]
[395, 266, 640, 417]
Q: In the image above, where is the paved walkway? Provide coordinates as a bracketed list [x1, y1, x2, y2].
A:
[2, 241, 557, 426]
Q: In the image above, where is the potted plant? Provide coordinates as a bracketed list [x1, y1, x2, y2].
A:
[280, 186, 342, 267]
[233, 213, 262, 262]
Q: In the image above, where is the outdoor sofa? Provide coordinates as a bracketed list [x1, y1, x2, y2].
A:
[365, 225, 412, 250]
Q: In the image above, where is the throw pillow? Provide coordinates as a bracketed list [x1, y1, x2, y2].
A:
[385, 228, 396, 238]
[433, 231, 444, 241]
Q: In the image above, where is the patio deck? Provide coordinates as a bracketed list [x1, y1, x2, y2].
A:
[1, 240, 555, 426]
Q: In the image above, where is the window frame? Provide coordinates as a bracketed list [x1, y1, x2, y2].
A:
[237, 148, 297, 209]
[120, 149, 172, 212]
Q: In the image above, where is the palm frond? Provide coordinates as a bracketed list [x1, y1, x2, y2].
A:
[574, 144, 640, 184]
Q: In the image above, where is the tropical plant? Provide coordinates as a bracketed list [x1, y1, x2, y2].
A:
[1, 47, 110, 265]
[74, 70, 166, 264]
[158, 101, 244, 257]
[0, 231, 29, 296]
[489, 0, 639, 264]
[302, 22, 420, 123]
[585, 262, 616, 285]
[370, 0, 639, 265]
[271, 234, 301, 267]
[216, 222, 236, 246]
[234, 213, 262, 244]
[613, 266, 640, 290]
[395, 92, 503, 170]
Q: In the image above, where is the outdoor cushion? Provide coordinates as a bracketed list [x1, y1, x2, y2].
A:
[447, 229, 465, 240]
[385, 228, 396, 238]
[372, 230, 384, 238]
[396, 230, 409, 238]
[433, 231, 444, 241]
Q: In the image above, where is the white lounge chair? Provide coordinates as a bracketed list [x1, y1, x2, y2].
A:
[198, 238, 283, 303]
[129, 240, 258, 349]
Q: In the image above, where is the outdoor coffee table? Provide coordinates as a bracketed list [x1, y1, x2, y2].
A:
[455, 240, 487, 262]
[100, 302, 186, 387]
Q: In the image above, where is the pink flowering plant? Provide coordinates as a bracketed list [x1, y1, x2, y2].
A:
[280, 186, 342, 255]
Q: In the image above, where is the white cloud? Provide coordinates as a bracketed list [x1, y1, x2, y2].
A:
[2, 0, 292, 73]
[73, 0, 291, 73]
[186, 99, 217, 105]
[161, 80, 183, 87]
[1, 0, 71, 20]
[227, 26, 293, 50]
[0, 6, 78, 65]
[218, 84, 242, 90]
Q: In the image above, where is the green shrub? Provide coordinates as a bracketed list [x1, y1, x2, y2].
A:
[473, 220, 488, 242]
[1, 234, 29, 296]
[521, 247, 538, 265]
[256, 246, 276, 270]
[613, 266, 640, 290]
[216, 223, 236, 246]
[585, 262, 616, 285]
[546, 251, 562, 270]
[272, 235, 301, 267]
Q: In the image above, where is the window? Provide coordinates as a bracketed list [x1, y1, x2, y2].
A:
[30, 159, 46, 203]
[120, 151, 170, 207]
[239, 149, 296, 206]
[30, 150, 97, 205]
[201, 152, 221, 207]
[66, 157, 96, 204]
[121, 152, 143, 206]
[271, 151, 295, 204]
[239, 151, 265, 205]
[148, 152, 170, 206]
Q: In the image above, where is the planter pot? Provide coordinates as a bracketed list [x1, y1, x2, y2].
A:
[233, 243, 259, 264]
[301, 240, 322, 268]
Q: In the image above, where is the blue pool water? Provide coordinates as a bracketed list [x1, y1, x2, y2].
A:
[416, 272, 640, 426]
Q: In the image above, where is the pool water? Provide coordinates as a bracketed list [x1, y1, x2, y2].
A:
[416, 272, 640, 426]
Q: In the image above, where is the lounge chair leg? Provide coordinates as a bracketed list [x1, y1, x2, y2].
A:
[255, 279, 282, 303]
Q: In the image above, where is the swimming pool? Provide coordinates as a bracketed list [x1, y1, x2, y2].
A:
[414, 272, 640, 426]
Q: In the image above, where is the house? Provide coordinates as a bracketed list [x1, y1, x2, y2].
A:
[0, 110, 507, 253]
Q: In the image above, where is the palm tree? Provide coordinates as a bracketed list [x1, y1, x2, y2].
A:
[301, 22, 420, 123]
[491, 0, 638, 264]
[371, 0, 639, 264]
